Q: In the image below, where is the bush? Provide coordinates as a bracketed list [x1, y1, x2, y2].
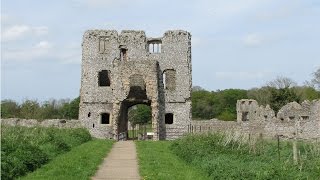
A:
[1, 126, 91, 180]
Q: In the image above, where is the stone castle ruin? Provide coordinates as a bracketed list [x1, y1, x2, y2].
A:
[2, 29, 319, 141]
[78, 30, 192, 140]
[191, 99, 320, 140]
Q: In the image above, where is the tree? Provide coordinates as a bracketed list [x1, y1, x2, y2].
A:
[247, 86, 272, 105]
[269, 87, 300, 113]
[311, 68, 320, 89]
[128, 104, 151, 126]
[266, 76, 297, 89]
[60, 97, 80, 119]
[1, 99, 20, 118]
[19, 100, 41, 119]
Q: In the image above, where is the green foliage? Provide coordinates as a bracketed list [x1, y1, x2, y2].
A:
[20, 100, 41, 119]
[269, 87, 301, 113]
[1, 97, 80, 120]
[192, 89, 247, 121]
[1, 126, 91, 180]
[136, 141, 208, 180]
[60, 97, 80, 119]
[128, 104, 151, 126]
[170, 133, 320, 179]
[22, 140, 114, 180]
[1, 99, 20, 118]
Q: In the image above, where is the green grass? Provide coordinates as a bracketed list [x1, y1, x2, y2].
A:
[1, 126, 92, 180]
[170, 133, 320, 179]
[136, 141, 209, 180]
[22, 139, 114, 180]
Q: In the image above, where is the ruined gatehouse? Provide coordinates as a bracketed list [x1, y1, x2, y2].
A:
[78, 30, 192, 140]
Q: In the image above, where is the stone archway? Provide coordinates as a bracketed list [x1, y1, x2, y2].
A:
[112, 70, 165, 141]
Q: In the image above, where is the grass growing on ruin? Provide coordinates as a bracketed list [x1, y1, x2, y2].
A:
[1, 126, 92, 180]
[22, 139, 114, 180]
[136, 141, 209, 180]
[170, 133, 320, 179]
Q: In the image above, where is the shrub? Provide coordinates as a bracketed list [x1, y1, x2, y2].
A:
[1, 126, 91, 180]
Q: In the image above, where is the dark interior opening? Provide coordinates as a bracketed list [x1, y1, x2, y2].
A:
[101, 113, 110, 124]
[165, 113, 174, 124]
[99, 70, 110, 86]
[120, 48, 127, 61]
[242, 112, 249, 121]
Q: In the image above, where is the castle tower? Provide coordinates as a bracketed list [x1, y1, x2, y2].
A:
[79, 30, 192, 140]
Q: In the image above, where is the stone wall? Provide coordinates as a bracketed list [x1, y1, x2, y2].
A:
[1, 118, 83, 128]
[192, 100, 320, 140]
[79, 30, 192, 140]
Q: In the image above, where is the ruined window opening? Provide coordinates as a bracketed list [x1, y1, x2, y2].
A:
[280, 118, 284, 121]
[88, 112, 91, 117]
[301, 116, 309, 120]
[163, 69, 176, 91]
[93, 123, 95, 128]
[120, 48, 127, 61]
[289, 116, 295, 120]
[241, 101, 245, 105]
[264, 115, 268, 120]
[249, 101, 252, 105]
[242, 112, 249, 121]
[101, 113, 110, 124]
[99, 70, 111, 86]
[148, 41, 161, 53]
[99, 36, 108, 54]
[165, 113, 174, 124]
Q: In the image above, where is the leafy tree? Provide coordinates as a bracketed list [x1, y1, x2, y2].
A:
[247, 86, 272, 105]
[60, 97, 80, 119]
[128, 104, 151, 126]
[269, 87, 300, 113]
[1, 99, 20, 118]
[191, 90, 215, 119]
[19, 100, 40, 119]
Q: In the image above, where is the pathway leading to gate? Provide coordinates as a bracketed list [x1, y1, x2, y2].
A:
[92, 141, 141, 180]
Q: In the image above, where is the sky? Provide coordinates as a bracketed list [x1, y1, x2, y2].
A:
[1, 0, 320, 102]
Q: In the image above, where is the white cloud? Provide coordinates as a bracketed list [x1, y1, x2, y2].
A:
[1, 25, 48, 42]
[3, 41, 53, 61]
[2, 25, 31, 41]
[243, 33, 263, 47]
[215, 71, 271, 80]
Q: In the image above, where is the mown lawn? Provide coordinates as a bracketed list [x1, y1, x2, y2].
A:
[22, 139, 114, 180]
[136, 141, 209, 180]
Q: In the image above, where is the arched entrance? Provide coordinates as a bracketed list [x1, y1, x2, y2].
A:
[113, 73, 165, 140]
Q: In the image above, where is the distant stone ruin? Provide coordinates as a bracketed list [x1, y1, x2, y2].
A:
[192, 99, 320, 140]
[78, 30, 192, 140]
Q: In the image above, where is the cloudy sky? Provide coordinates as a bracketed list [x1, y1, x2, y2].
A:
[1, 0, 320, 102]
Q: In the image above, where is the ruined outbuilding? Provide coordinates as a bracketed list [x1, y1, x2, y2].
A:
[79, 30, 192, 140]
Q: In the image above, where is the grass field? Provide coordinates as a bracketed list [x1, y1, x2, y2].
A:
[170, 133, 320, 179]
[22, 139, 114, 180]
[136, 141, 209, 180]
[1, 126, 92, 180]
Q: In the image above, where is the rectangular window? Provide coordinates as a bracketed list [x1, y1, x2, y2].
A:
[165, 113, 173, 124]
[101, 113, 110, 124]
[99, 70, 110, 86]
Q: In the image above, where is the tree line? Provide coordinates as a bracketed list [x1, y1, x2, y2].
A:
[1, 68, 320, 121]
[1, 97, 80, 120]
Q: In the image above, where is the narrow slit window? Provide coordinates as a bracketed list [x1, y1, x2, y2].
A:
[120, 48, 127, 61]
